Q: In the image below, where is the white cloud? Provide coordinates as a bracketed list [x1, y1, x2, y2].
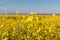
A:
[4, 8, 8, 10]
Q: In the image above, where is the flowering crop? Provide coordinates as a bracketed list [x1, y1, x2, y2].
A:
[0, 12, 60, 40]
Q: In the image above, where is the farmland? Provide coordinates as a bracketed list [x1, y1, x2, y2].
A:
[0, 12, 60, 40]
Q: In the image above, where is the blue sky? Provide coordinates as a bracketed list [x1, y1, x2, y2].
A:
[0, 0, 60, 13]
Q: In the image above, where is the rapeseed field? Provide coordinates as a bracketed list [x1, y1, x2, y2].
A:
[0, 12, 60, 40]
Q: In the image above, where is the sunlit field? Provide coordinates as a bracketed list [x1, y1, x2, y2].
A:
[0, 12, 60, 40]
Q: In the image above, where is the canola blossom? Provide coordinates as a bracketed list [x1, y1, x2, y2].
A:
[0, 12, 60, 40]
